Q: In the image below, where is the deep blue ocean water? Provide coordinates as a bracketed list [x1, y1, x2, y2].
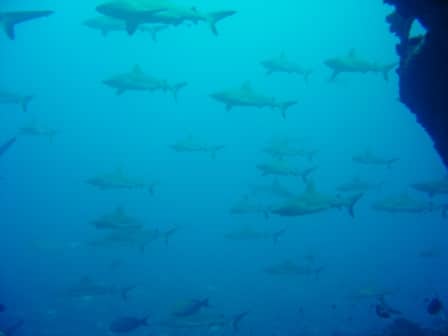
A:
[1, 1, 446, 336]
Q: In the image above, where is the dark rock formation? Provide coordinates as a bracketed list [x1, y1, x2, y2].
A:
[384, 0, 448, 167]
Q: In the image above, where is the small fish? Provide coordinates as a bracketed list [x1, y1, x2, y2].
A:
[109, 316, 150, 333]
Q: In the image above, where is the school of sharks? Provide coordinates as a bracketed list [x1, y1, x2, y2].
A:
[1, 1, 448, 336]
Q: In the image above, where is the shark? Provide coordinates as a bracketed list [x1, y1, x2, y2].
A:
[352, 149, 399, 168]
[411, 176, 448, 198]
[63, 277, 135, 301]
[19, 121, 58, 142]
[264, 260, 324, 278]
[271, 181, 363, 218]
[371, 193, 444, 216]
[159, 312, 248, 333]
[230, 195, 271, 219]
[103, 65, 187, 101]
[249, 178, 296, 199]
[90, 226, 178, 252]
[336, 177, 382, 194]
[210, 82, 297, 119]
[0, 91, 33, 112]
[256, 160, 316, 182]
[225, 226, 286, 244]
[86, 169, 158, 194]
[97, 0, 236, 35]
[84, 15, 169, 41]
[172, 299, 210, 318]
[90, 206, 144, 230]
[0, 137, 16, 157]
[261, 52, 312, 81]
[170, 136, 225, 159]
[263, 140, 318, 161]
[0, 10, 54, 40]
[324, 49, 397, 81]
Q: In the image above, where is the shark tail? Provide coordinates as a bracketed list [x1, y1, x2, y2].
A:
[210, 145, 225, 160]
[232, 312, 248, 332]
[382, 63, 397, 81]
[21, 96, 33, 112]
[163, 226, 179, 245]
[171, 82, 188, 102]
[314, 266, 325, 279]
[347, 193, 364, 218]
[272, 228, 286, 244]
[301, 166, 317, 183]
[150, 29, 158, 42]
[280, 101, 297, 119]
[387, 158, 399, 169]
[121, 285, 137, 301]
[207, 10, 236, 35]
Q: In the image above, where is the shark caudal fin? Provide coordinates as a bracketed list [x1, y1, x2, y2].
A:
[382, 63, 397, 81]
[21, 96, 33, 112]
[171, 82, 188, 102]
[121, 286, 137, 301]
[210, 145, 225, 160]
[301, 166, 317, 183]
[272, 228, 286, 244]
[387, 158, 399, 169]
[280, 101, 297, 119]
[163, 226, 179, 245]
[232, 312, 248, 332]
[207, 10, 236, 35]
[347, 193, 364, 218]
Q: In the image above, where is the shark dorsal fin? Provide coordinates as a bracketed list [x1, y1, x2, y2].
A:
[191, 6, 198, 13]
[280, 51, 286, 60]
[132, 65, 143, 76]
[241, 81, 253, 93]
[348, 49, 356, 58]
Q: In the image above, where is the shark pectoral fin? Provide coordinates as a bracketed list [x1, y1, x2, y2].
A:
[329, 70, 339, 82]
[225, 104, 233, 112]
[2, 20, 16, 40]
[101, 29, 108, 37]
[116, 89, 125, 96]
[21, 96, 33, 112]
[125, 20, 139, 35]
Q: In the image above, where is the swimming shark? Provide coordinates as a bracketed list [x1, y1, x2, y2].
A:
[262, 140, 318, 161]
[0, 10, 54, 40]
[210, 82, 297, 119]
[271, 181, 363, 218]
[249, 178, 296, 199]
[352, 149, 399, 168]
[256, 160, 316, 182]
[230, 195, 271, 219]
[411, 176, 448, 198]
[0, 91, 33, 112]
[90, 206, 144, 230]
[225, 227, 286, 244]
[97, 0, 236, 35]
[261, 52, 312, 81]
[264, 260, 324, 278]
[159, 312, 248, 333]
[336, 177, 382, 194]
[19, 121, 58, 142]
[170, 136, 225, 159]
[371, 193, 443, 216]
[89, 227, 176, 252]
[0, 137, 16, 157]
[324, 49, 397, 81]
[172, 299, 210, 318]
[103, 65, 187, 101]
[63, 277, 135, 301]
[84, 15, 169, 41]
[86, 169, 158, 194]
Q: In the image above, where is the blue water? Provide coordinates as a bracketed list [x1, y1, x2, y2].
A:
[1, 1, 446, 336]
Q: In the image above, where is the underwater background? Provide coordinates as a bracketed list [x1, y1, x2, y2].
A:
[1, 1, 447, 336]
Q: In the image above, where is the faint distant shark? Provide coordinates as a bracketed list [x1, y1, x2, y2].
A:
[91, 206, 144, 230]
[0, 10, 54, 40]
[63, 277, 135, 301]
[103, 65, 187, 101]
[0, 91, 33, 112]
[84, 15, 169, 41]
[96, 0, 236, 35]
[261, 52, 312, 81]
[20, 121, 58, 142]
[256, 160, 316, 182]
[87, 168, 158, 194]
[210, 82, 297, 119]
[0, 137, 16, 158]
[324, 49, 397, 81]
[352, 149, 399, 168]
[170, 136, 225, 159]
[411, 176, 448, 198]
[336, 177, 382, 194]
[372, 193, 444, 216]
[271, 181, 363, 218]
